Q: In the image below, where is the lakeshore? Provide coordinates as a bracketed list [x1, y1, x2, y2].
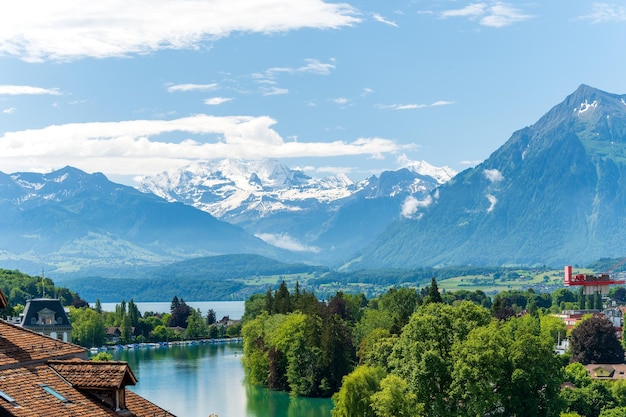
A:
[97, 300, 245, 320]
[104, 338, 334, 417]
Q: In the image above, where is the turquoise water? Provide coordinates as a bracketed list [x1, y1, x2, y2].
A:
[109, 342, 334, 417]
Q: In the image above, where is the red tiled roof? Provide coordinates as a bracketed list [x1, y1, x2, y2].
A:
[48, 359, 137, 390]
[0, 321, 86, 367]
[0, 363, 175, 416]
[0, 315, 176, 416]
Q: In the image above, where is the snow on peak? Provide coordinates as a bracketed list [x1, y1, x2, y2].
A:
[402, 160, 456, 184]
[138, 158, 452, 221]
[575, 99, 598, 115]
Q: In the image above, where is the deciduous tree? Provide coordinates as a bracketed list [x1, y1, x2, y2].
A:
[331, 365, 385, 417]
[570, 316, 624, 364]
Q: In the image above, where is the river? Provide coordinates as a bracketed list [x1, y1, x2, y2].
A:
[98, 301, 335, 417]
[108, 341, 334, 417]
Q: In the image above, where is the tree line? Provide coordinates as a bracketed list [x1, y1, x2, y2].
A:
[70, 295, 241, 347]
[241, 278, 626, 417]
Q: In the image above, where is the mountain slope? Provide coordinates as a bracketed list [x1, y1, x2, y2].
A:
[0, 167, 287, 274]
[347, 85, 626, 269]
[139, 159, 455, 263]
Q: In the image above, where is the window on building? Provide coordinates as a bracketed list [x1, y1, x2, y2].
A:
[40, 384, 70, 403]
[0, 389, 19, 407]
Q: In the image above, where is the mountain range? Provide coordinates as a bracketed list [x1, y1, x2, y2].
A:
[0, 167, 288, 275]
[138, 158, 455, 263]
[1, 84, 625, 281]
[347, 84, 626, 269]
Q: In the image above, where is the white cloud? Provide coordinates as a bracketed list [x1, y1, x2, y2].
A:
[168, 83, 219, 93]
[0, 1, 360, 62]
[459, 159, 482, 166]
[483, 168, 504, 182]
[441, 3, 487, 18]
[0, 85, 61, 95]
[0, 114, 406, 179]
[401, 195, 432, 218]
[486, 194, 497, 212]
[204, 97, 234, 105]
[262, 87, 289, 96]
[373, 13, 399, 27]
[441, 2, 532, 27]
[266, 58, 336, 77]
[334, 97, 349, 105]
[379, 100, 455, 110]
[580, 3, 626, 23]
[2, 108, 16, 114]
[255, 233, 320, 253]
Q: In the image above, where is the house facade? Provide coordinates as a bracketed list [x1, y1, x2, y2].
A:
[19, 298, 73, 343]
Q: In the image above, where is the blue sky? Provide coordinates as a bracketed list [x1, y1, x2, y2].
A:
[1, 1, 625, 185]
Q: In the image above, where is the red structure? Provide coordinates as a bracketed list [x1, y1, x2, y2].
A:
[564, 265, 626, 295]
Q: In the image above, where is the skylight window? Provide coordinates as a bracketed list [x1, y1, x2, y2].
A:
[40, 384, 70, 403]
[0, 389, 18, 407]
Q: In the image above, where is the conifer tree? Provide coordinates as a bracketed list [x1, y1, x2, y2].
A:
[427, 277, 442, 304]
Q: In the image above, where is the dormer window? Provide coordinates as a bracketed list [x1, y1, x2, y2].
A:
[36, 308, 56, 325]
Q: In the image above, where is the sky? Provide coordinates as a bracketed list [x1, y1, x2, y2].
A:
[1, 1, 626, 186]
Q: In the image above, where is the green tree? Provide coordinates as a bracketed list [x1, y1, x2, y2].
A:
[594, 291, 603, 310]
[600, 407, 626, 417]
[425, 277, 442, 304]
[540, 312, 568, 346]
[242, 293, 267, 323]
[370, 374, 422, 417]
[389, 301, 491, 417]
[579, 287, 586, 309]
[451, 315, 564, 417]
[273, 281, 291, 314]
[170, 295, 180, 312]
[378, 286, 419, 334]
[206, 308, 216, 325]
[186, 308, 207, 339]
[564, 362, 592, 388]
[611, 379, 626, 406]
[331, 365, 385, 417]
[94, 299, 102, 314]
[570, 316, 624, 364]
[152, 324, 174, 342]
[69, 307, 106, 348]
[552, 288, 577, 308]
[241, 312, 270, 386]
[127, 299, 141, 328]
[92, 352, 113, 361]
[610, 287, 626, 303]
[561, 381, 616, 417]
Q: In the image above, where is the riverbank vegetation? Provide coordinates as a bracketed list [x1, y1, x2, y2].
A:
[70, 295, 241, 347]
[241, 279, 626, 417]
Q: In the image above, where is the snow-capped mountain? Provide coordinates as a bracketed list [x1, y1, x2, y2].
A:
[139, 159, 456, 263]
[0, 166, 286, 275]
[139, 159, 359, 219]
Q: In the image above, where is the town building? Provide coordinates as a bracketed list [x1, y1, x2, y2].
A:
[19, 298, 73, 343]
[0, 290, 175, 416]
[585, 364, 626, 381]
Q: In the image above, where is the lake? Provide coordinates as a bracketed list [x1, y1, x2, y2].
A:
[107, 341, 334, 417]
[97, 300, 334, 416]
